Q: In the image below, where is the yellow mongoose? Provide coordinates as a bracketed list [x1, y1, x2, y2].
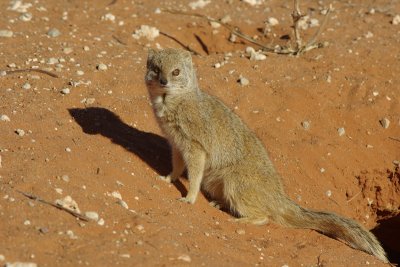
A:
[145, 48, 388, 262]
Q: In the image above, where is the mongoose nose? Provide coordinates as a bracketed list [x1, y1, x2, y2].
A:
[160, 77, 168, 86]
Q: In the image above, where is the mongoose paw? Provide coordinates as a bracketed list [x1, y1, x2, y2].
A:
[157, 175, 173, 183]
[178, 197, 195, 204]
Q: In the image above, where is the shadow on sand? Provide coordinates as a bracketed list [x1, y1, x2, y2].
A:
[372, 212, 400, 264]
[68, 107, 187, 196]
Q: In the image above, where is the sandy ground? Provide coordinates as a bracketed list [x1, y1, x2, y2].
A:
[0, 0, 399, 266]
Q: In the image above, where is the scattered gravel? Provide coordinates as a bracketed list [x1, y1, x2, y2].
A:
[236, 229, 246, 235]
[47, 28, 61, 37]
[61, 174, 70, 182]
[15, 129, 25, 136]
[0, 115, 10, 122]
[55, 195, 81, 214]
[177, 254, 192, 263]
[22, 83, 31, 90]
[0, 30, 13, 38]
[337, 127, 345, 136]
[392, 15, 400, 25]
[97, 63, 108, 71]
[301, 121, 310, 130]
[238, 76, 249, 86]
[63, 47, 73, 54]
[326, 190, 332, 197]
[245, 47, 266, 61]
[117, 199, 129, 209]
[5, 262, 37, 267]
[266, 17, 279, 26]
[85, 211, 99, 221]
[60, 88, 70, 94]
[189, 0, 210, 10]
[97, 218, 105, 226]
[132, 25, 159, 41]
[379, 117, 390, 129]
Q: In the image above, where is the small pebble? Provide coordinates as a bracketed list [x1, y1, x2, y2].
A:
[97, 63, 107, 71]
[177, 254, 191, 263]
[111, 191, 122, 200]
[24, 220, 31, 225]
[337, 127, 345, 136]
[236, 229, 245, 235]
[85, 211, 99, 221]
[0, 30, 13, 38]
[117, 199, 129, 209]
[136, 224, 144, 231]
[5, 262, 37, 267]
[301, 121, 310, 130]
[61, 175, 70, 182]
[326, 190, 332, 197]
[60, 88, 70, 94]
[266, 17, 279, 26]
[63, 47, 73, 54]
[392, 14, 400, 25]
[55, 188, 63, 194]
[238, 76, 249, 86]
[47, 28, 61, 37]
[0, 115, 10, 122]
[97, 218, 105, 226]
[379, 117, 390, 129]
[65, 147, 71, 152]
[22, 83, 31, 90]
[39, 227, 49, 234]
[0, 254, 5, 261]
[16, 129, 25, 136]
[76, 70, 84, 76]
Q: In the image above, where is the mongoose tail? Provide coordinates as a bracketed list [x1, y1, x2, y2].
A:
[280, 199, 388, 263]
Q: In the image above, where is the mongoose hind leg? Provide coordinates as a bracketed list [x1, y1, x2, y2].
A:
[229, 217, 269, 226]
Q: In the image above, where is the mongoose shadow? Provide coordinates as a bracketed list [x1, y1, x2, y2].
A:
[68, 107, 188, 196]
[372, 212, 400, 264]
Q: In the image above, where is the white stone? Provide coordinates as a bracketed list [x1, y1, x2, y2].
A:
[5, 262, 37, 267]
[380, 118, 390, 129]
[47, 28, 61, 37]
[337, 127, 345, 136]
[97, 63, 107, 71]
[61, 88, 70, 94]
[0, 30, 13, 38]
[132, 25, 159, 41]
[392, 15, 400, 25]
[85, 211, 99, 221]
[0, 115, 10, 122]
[266, 17, 279, 26]
[189, 0, 211, 10]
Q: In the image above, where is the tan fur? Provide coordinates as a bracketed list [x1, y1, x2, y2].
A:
[144, 48, 388, 263]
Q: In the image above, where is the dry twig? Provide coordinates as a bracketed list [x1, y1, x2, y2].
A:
[159, 31, 201, 55]
[17, 190, 90, 222]
[162, 0, 332, 56]
[1, 68, 59, 78]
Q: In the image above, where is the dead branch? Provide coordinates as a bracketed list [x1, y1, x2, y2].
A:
[1, 68, 59, 78]
[159, 31, 201, 55]
[162, 0, 331, 56]
[17, 190, 90, 222]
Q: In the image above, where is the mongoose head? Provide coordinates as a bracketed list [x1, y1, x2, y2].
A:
[145, 48, 197, 97]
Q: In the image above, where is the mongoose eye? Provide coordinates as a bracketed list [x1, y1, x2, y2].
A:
[172, 69, 180, 76]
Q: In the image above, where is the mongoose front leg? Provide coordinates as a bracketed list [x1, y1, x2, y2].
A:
[179, 149, 206, 204]
[158, 146, 185, 183]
